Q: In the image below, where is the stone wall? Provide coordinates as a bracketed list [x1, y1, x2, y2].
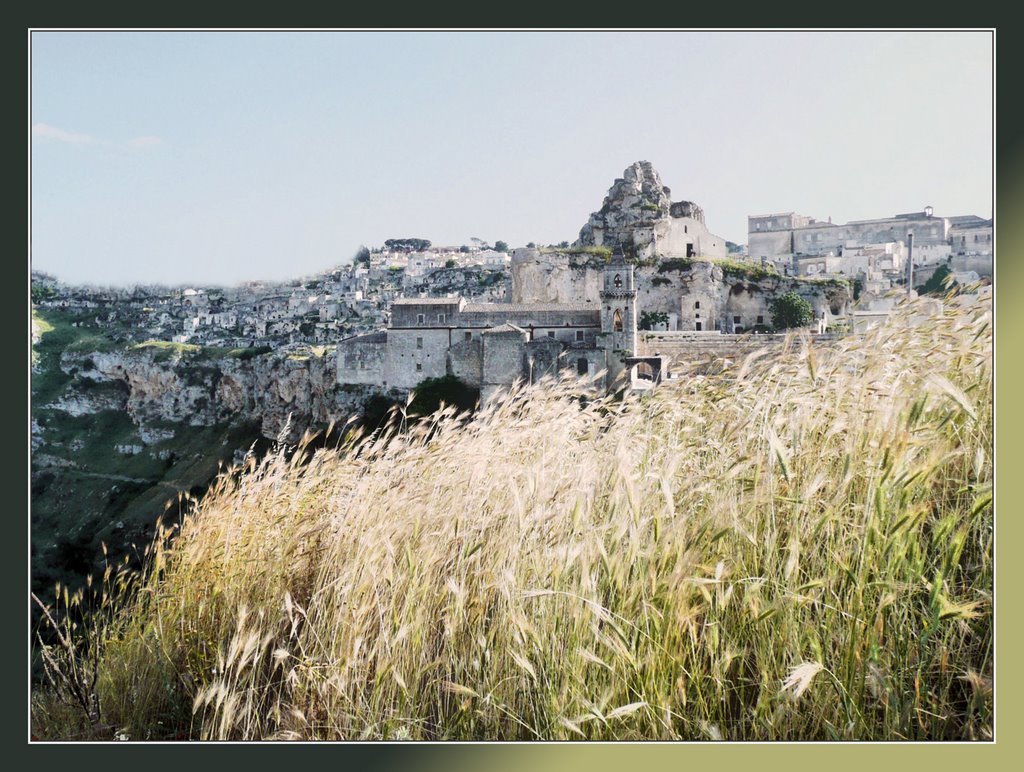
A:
[639, 331, 836, 371]
[481, 327, 528, 402]
[384, 328, 452, 390]
[447, 338, 483, 388]
[336, 332, 386, 385]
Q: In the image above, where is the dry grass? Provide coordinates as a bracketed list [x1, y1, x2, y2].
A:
[32, 294, 993, 741]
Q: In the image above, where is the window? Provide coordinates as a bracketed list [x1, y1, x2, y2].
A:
[438, 313, 446, 323]
[694, 301, 700, 309]
[575, 330, 584, 342]
[613, 274, 622, 289]
[464, 331, 472, 341]
[416, 337, 423, 349]
[733, 316, 741, 324]
[695, 312, 700, 319]
[547, 331, 555, 338]
[577, 358, 589, 375]
[684, 225, 688, 233]
[757, 315, 764, 324]
[417, 313, 424, 325]
[416, 363, 422, 372]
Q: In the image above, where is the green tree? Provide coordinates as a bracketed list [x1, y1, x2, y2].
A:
[769, 291, 814, 329]
[445, 259, 457, 268]
[353, 245, 371, 265]
[918, 264, 958, 296]
[494, 241, 509, 253]
[639, 311, 669, 331]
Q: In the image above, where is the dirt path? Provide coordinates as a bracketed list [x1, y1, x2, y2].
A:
[52, 468, 184, 491]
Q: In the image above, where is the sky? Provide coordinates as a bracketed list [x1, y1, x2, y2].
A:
[30, 30, 994, 287]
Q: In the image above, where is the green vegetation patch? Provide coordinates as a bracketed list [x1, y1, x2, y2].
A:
[656, 258, 695, 273]
[708, 257, 779, 281]
[540, 245, 613, 260]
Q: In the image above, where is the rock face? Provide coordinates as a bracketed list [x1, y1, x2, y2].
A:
[509, 249, 605, 305]
[576, 161, 726, 260]
[513, 251, 852, 329]
[577, 161, 673, 259]
[57, 348, 388, 442]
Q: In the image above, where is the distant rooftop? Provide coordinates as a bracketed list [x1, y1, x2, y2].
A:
[392, 297, 462, 305]
[462, 302, 595, 313]
[481, 323, 527, 335]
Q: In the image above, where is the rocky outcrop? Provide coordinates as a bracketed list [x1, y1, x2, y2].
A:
[576, 161, 726, 261]
[57, 347, 388, 442]
[576, 161, 673, 260]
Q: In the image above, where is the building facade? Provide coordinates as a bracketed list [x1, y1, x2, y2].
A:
[337, 262, 643, 402]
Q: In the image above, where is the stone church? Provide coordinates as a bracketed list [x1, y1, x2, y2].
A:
[336, 260, 661, 402]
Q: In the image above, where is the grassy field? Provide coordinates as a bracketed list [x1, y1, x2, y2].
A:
[31, 295, 992, 741]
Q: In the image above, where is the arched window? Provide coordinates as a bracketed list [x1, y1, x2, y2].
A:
[636, 362, 654, 381]
[612, 309, 623, 332]
[613, 273, 622, 288]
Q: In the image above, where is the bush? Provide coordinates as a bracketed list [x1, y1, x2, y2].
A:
[639, 311, 669, 331]
[408, 375, 479, 417]
[918, 264, 958, 296]
[769, 291, 815, 329]
[657, 258, 694, 273]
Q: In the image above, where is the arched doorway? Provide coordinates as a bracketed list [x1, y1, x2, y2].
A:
[612, 309, 623, 332]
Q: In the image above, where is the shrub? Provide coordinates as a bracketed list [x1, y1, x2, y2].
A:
[769, 291, 815, 329]
[639, 311, 669, 331]
[657, 258, 694, 273]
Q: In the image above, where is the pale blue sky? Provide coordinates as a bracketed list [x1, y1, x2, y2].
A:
[31, 30, 993, 286]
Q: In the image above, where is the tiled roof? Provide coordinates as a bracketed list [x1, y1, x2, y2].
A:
[481, 323, 527, 335]
[392, 297, 462, 305]
[462, 303, 596, 313]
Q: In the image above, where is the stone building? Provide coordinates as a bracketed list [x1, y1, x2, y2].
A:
[337, 262, 643, 402]
[748, 207, 991, 275]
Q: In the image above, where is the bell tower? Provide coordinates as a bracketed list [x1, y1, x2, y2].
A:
[600, 258, 637, 355]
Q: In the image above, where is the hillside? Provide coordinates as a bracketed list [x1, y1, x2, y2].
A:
[32, 294, 992, 741]
[31, 307, 269, 602]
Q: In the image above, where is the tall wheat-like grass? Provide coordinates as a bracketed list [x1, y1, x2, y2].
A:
[32, 294, 993, 741]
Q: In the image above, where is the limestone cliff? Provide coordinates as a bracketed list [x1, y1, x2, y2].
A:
[512, 251, 852, 327]
[56, 347, 388, 442]
[576, 161, 673, 260]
